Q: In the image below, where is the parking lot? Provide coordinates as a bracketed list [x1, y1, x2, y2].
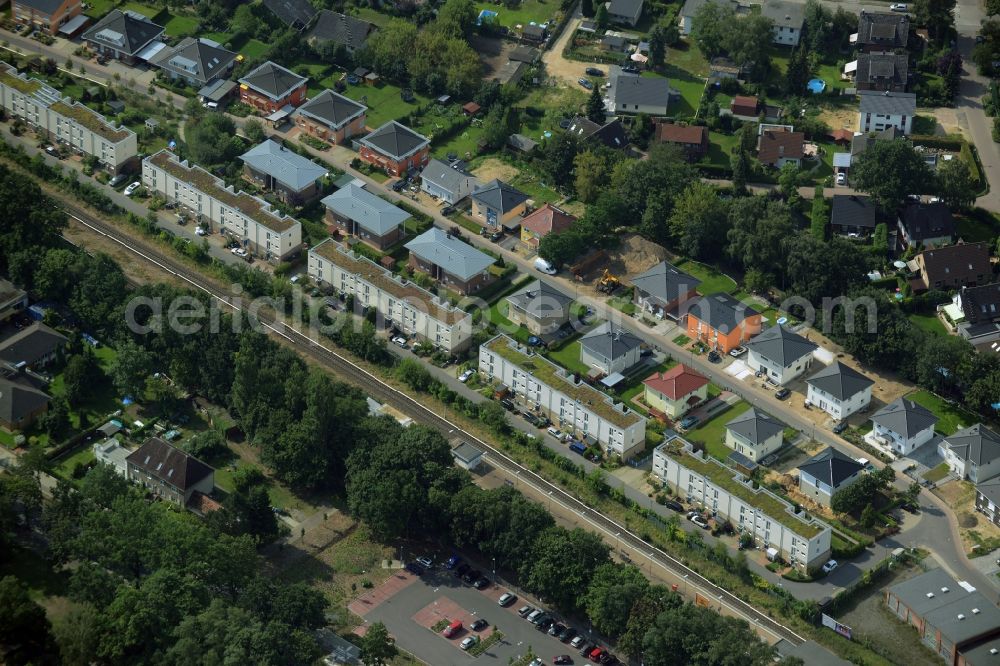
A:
[356, 563, 612, 665]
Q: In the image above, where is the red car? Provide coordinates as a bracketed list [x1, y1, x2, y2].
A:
[443, 620, 462, 638]
[589, 647, 605, 662]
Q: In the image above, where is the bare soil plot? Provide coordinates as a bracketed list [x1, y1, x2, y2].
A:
[935, 479, 1000, 554]
[470, 34, 513, 78]
[472, 157, 521, 183]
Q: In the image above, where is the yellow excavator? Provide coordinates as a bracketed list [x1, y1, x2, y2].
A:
[597, 269, 621, 294]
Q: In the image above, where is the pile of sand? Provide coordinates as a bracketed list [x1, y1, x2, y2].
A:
[604, 233, 672, 281]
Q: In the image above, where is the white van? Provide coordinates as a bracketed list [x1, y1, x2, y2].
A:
[534, 257, 557, 275]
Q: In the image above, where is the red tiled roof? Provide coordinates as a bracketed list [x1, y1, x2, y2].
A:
[731, 95, 759, 116]
[644, 364, 709, 401]
[521, 203, 576, 238]
[656, 123, 707, 145]
[828, 128, 854, 143]
[463, 102, 481, 114]
[757, 128, 805, 165]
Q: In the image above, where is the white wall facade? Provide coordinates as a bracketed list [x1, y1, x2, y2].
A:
[807, 383, 872, 421]
[579, 343, 642, 376]
[724, 428, 783, 462]
[870, 422, 934, 456]
[747, 348, 814, 386]
[772, 25, 801, 45]
[859, 110, 912, 135]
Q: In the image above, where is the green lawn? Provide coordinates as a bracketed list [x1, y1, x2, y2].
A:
[646, 66, 704, 120]
[83, 0, 115, 18]
[350, 6, 395, 27]
[956, 210, 999, 243]
[906, 389, 979, 436]
[667, 39, 711, 77]
[119, 1, 162, 19]
[48, 345, 120, 432]
[675, 259, 737, 295]
[544, 339, 591, 377]
[684, 401, 750, 461]
[923, 462, 951, 483]
[53, 444, 96, 480]
[510, 172, 561, 204]
[476, 0, 559, 27]
[432, 125, 485, 161]
[909, 312, 948, 336]
[705, 131, 739, 168]
[238, 39, 270, 61]
[202, 31, 234, 46]
[162, 12, 200, 37]
[338, 82, 429, 129]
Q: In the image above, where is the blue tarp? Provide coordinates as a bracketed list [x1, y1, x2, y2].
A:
[122, 396, 134, 406]
[477, 9, 497, 24]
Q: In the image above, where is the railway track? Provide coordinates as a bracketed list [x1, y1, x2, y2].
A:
[64, 205, 806, 648]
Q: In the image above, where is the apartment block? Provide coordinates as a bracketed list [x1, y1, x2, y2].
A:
[0, 63, 138, 172]
[653, 436, 832, 571]
[142, 149, 302, 261]
[308, 239, 474, 353]
[478, 334, 647, 459]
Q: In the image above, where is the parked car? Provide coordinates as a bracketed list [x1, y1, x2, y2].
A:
[416, 555, 433, 568]
[729, 346, 747, 357]
[471, 618, 489, 631]
[836, 172, 846, 186]
[526, 609, 543, 623]
[571, 635, 586, 648]
[531, 612, 550, 626]
[518, 605, 535, 618]
[578, 77, 593, 89]
[554, 656, 573, 665]
[547, 426, 563, 440]
[124, 181, 141, 196]
[462, 569, 480, 584]
[678, 415, 700, 430]
[392, 179, 407, 192]
[441, 205, 455, 216]
[490, 230, 504, 242]
[775, 388, 791, 400]
[664, 499, 684, 512]
[445, 555, 461, 569]
[195, 227, 207, 236]
[822, 559, 839, 573]
[109, 173, 128, 187]
[578, 643, 594, 657]
[473, 576, 490, 590]
[707, 350, 722, 363]
[392, 335, 408, 348]
[537, 617, 554, 632]
[890, 3, 907, 10]
[404, 562, 424, 575]
[443, 620, 463, 638]
[498, 592, 517, 607]
[455, 563, 470, 578]
[559, 626, 577, 642]
[460, 636, 479, 650]
[832, 421, 849, 434]
[548, 622, 566, 637]
[459, 368, 475, 383]
[691, 515, 710, 529]
[590, 647, 606, 662]
[585, 67, 604, 76]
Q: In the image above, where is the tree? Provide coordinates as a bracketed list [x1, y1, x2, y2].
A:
[989, 0, 1000, 14]
[62, 350, 102, 407]
[586, 85, 606, 123]
[0, 576, 57, 664]
[243, 118, 266, 144]
[936, 156, 977, 209]
[691, 1, 737, 57]
[360, 622, 397, 666]
[231, 3, 263, 39]
[51, 604, 100, 666]
[785, 234, 869, 305]
[39, 399, 70, 439]
[810, 186, 828, 240]
[574, 151, 610, 204]
[778, 162, 801, 203]
[436, 0, 477, 38]
[585, 563, 649, 637]
[914, 335, 973, 395]
[785, 45, 812, 95]
[668, 181, 730, 260]
[730, 148, 750, 194]
[537, 133, 579, 191]
[642, 602, 775, 665]
[538, 230, 587, 266]
[871, 222, 889, 258]
[860, 503, 878, 528]
[582, 0, 594, 17]
[803, 0, 831, 51]
[595, 3, 609, 30]
[480, 105, 510, 151]
[110, 340, 154, 398]
[649, 25, 667, 67]
[478, 400, 508, 434]
[184, 113, 244, 167]
[0, 166, 66, 276]
[725, 15, 774, 79]
[851, 139, 935, 212]
[521, 527, 610, 612]
[915, 0, 956, 43]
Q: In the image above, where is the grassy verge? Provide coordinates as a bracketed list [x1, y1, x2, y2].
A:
[905, 389, 978, 436]
[923, 462, 950, 483]
[468, 630, 504, 656]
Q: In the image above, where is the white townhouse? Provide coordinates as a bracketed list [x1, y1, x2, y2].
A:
[868, 397, 938, 456]
[762, 0, 805, 46]
[797, 447, 865, 507]
[142, 149, 301, 262]
[805, 361, 874, 421]
[308, 239, 474, 354]
[0, 63, 138, 172]
[653, 437, 832, 571]
[858, 90, 915, 135]
[579, 323, 643, 377]
[479, 335, 647, 459]
[939, 424, 1000, 484]
[724, 407, 785, 462]
[745, 325, 818, 386]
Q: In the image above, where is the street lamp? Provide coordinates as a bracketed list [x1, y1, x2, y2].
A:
[492, 557, 496, 585]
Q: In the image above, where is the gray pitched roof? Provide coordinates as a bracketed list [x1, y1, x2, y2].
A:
[806, 361, 874, 401]
[887, 569, 1000, 646]
[321, 184, 409, 235]
[976, 476, 1000, 507]
[856, 53, 909, 89]
[726, 407, 784, 444]
[614, 75, 670, 108]
[830, 194, 881, 229]
[871, 398, 938, 438]
[506, 280, 574, 320]
[746, 325, 817, 366]
[631, 261, 701, 305]
[149, 37, 236, 85]
[0, 323, 67, 367]
[360, 121, 430, 161]
[83, 9, 165, 56]
[580, 322, 643, 360]
[16, 0, 67, 15]
[405, 228, 495, 281]
[0, 376, 50, 425]
[240, 139, 328, 192]
[295, 89, 366, 129]
[961, 283, 1000, 324]
[238, 61, 308, 101]
[307, 10, 376, 50]
[608, 0, 644, 17]
[761, 0, 805, 28]
[685, 293, 759, 334]
[262, 0, 317, 28]
[857, 11, 909, 48]
[471, 179, 530, 214]
[126, 437, 213, 491]
[858, 90, 916, 117]
[900, 202, 954, 241]
[680, 0, 737, 17]
[798, 446, 864, 487]
[941, 424, 1000, 469]
[421, 158, 480, 196]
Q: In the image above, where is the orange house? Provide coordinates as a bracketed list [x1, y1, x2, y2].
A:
[684, 293, 762, 353]
[238, 61, 309, 116]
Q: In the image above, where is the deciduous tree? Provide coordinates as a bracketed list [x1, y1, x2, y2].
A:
[851, 139, 935, 212]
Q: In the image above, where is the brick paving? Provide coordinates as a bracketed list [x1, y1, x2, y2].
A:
[347, 569, 417, 618]
[412, 596, 495, 647]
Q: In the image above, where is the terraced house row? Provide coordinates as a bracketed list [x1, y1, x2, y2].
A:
[0, 62, 137, 172]
[142, 150, 302, 261]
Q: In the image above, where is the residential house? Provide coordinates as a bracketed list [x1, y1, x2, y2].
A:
[960, 284, 1000, 326]
[601, 32, 627, 51]
[885, 569, 1000, 666]
[854, 53, 909, 92]
[830, 194, 882, 237]
[607, 0, 644, 26]
[492, 60, 527, 86]
[762, 0, 805, 46]
[654, 123, 708, 161]
[420, 158, 479, 205]
[898, 201, 955, 249]
[757, 126, 805, 168]
[149, 37, 236, 88]
[93, 438, 130, 476]
[126, 437, 215, 507]
[262, 0, 317, 30]
[566, 116, 630, 150]
[0, 322, 67, 369]
[612, 75, 670, 116]
[869, 397, 938, 456]
[358, 121, 430, 178]
[940, 424, 1000, 483]
[505, 280, 574, 335]
[913, 242, 993, 291]
[724, 407, 785, 462]
[0, 64, 139, 173]
[797, 447, 865, 507]
[643, 364, 709, 419]
[238, 61, 308, 117]
[143, 149, 302, 261]
[653, 436, 832, 571]
[479, 335, 647, 459]
[678, 0, 737, 35]
[975, 476, 1000, 528]
[308, 239, 474, 353]
[0, 375, 49, 431]
[321, 184, 409, 250]
[856, 11, 909, 53]
[805, 361, 874, 420]
[850, 126, 903, 164]
[730, 95, 761, 120]
[631, 260, 701, 320]
[519, 203, 577, 249]
[521, 23, 547, 42]
[239, 139, 327, 206]
[858, 90, 916, 134]
[684, 292, 762, 353]
[745, 325, 818, 385]
[405, 227, 496, 294]
[471, 179, 530, 230]
[0, 279, 28, 323]
[294, 89, 367, 146]
[306, 10, 376, 53]
[579, 323, 643, 376]
[82, 9, 164, 65]
[12, 0, 83, 36]
[509, 46, 541, 63]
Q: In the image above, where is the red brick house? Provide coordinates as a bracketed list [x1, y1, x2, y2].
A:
[12, 0, 84, 36]
[358, 121, 430, 177]
[655, 123, 708, 161]
[730, 95, 760, 118]
[294, 89, 368, 146]
[238, 61, 309, 116]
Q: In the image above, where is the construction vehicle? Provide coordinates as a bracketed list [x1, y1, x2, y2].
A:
[597, 269, 621, 294]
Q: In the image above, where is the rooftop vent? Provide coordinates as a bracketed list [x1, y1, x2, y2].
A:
[973, 608, 981, 614]
[990, 648, 998, 655]
[957, 614, 965, 620]
[926, 592, 935, 598]
[942, 587, 950, 593]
